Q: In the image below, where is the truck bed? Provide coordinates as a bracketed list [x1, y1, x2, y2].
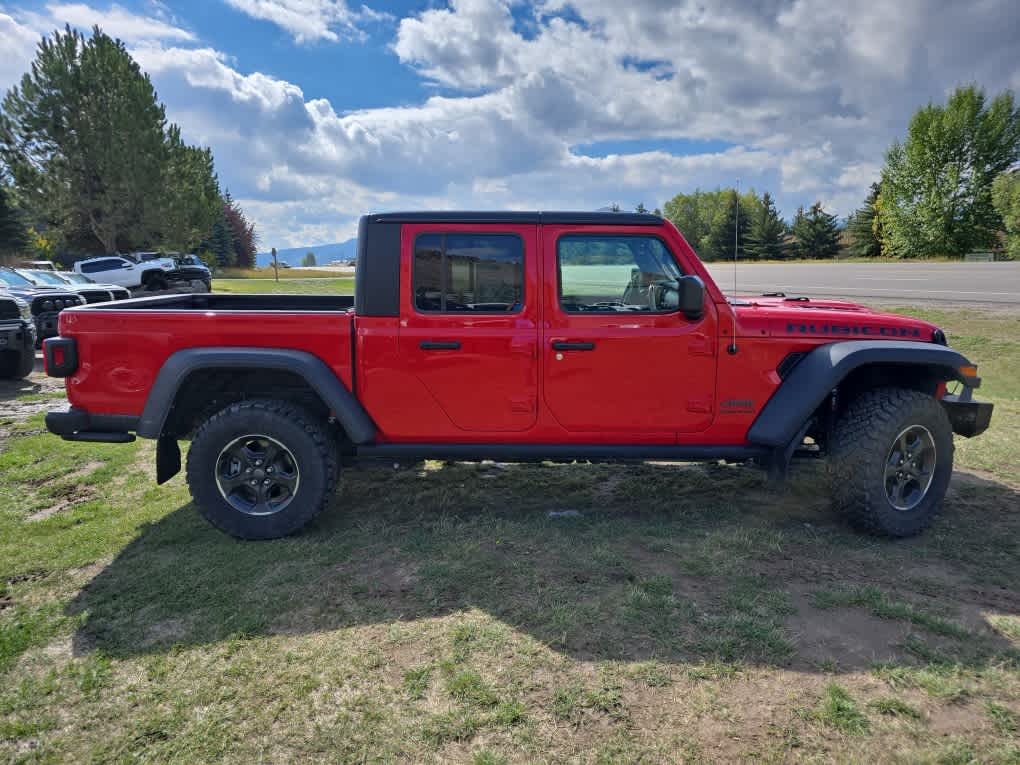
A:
[79, 293, 355, 312]
[58, 292, 356, 417]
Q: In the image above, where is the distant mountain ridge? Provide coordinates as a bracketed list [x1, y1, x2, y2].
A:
[255, 238, 357, 267]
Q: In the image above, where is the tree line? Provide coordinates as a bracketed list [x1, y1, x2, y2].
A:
[0, 25, 257, 268]
[651, 85, 1020, 261]
[654, 188, 841, 261]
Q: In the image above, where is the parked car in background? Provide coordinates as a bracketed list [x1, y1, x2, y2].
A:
[19, 260, 57, 271]
[0, 289, 35, 379]
[0, 267, 83, 346]
[16, 268, 131, 303]
[132, 252, 212, 290]
[74, 253, 209, 292]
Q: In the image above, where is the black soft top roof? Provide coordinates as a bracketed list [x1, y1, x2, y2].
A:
[363, 211, 664, 226]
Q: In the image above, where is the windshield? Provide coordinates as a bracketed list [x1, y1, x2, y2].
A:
[0, 269, 35, 287]
[23, 270, 67, 286]
[61, 273, 92, 284]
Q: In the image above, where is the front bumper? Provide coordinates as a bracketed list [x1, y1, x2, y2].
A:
[33, 311, 61, 342]
[942, 392, 993, 438]
[45, 407, 138, 443]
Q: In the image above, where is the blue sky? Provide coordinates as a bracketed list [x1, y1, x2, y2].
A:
[2, 0, 1018, 247]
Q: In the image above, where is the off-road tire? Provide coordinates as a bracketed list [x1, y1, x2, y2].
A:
[186, 398, 338, 539]
[829, 387, 953, 537]
[0, 349, 34, 379]
[145, 274, 169, 291]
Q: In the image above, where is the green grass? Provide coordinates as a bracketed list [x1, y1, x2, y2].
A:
[216, 267, 349, 279]
[806, 683, 871, 735]
[211, 276, 354, 295]
[0, 305, 1018, 763]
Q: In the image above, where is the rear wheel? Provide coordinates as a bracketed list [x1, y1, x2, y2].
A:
[829, 387, 953, 537]
[186, 399, 338, 539]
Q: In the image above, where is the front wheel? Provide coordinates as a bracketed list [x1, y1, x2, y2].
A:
[186, 399, 338, 539]
[145, 275, 169, 291]
[829, 387, 954, 537]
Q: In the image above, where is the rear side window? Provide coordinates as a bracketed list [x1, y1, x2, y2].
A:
[81, 259, 120, 273]
[413, 233, 523, 312]
[557, 235, 683, 313]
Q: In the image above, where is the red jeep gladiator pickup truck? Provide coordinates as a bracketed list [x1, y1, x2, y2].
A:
[43, 211, 993, 539]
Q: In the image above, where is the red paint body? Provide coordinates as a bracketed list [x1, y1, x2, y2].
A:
[57, 219, 939, 446]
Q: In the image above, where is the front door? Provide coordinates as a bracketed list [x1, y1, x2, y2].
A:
[398, 223, 540, 433]
[541, 226, 718, 434]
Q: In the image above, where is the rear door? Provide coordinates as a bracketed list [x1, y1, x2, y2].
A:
[541, 226, 718, 434]
[398, 223, 540, 432]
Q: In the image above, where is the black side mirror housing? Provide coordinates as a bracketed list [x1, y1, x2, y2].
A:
[677, 275, 705, 320]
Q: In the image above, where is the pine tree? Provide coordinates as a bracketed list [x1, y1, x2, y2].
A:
[791, 202, 841, 259]
[635, 202, 648, 214]
[706, 190, 749, 261]
[1, 26, 168, 254]
[161, 124, 221, 252]
[846, 183, 882, 258]
[0, 184, 30, 257]
[746, 191, 786, 260]
[208, 215, 235, 268]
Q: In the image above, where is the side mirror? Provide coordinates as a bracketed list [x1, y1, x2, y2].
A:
[677, 274, 705, 320]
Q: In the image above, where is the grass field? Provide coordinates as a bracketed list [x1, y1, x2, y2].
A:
[212, 277, 355, 295]
[0, 308, 1017, 764]
[216, 268, 351, 280]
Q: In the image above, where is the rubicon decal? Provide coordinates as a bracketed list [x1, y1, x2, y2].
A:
[786, 323, 922, 338]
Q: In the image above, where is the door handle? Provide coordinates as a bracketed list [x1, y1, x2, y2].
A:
[419, 341, 461, 350]
[551, 341, 595, 351]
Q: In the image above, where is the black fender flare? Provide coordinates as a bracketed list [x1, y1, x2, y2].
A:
[747, 340, 976, 449]
[136, 347, 377, 443]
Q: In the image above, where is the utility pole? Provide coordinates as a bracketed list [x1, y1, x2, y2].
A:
[272, 247, 279, 283]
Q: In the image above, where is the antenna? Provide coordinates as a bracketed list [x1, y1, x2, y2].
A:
[734, 179, 739, 295]
[728, 180, 739, 355]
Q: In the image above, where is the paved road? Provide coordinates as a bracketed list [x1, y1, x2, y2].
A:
[704, 261, 1020, 306]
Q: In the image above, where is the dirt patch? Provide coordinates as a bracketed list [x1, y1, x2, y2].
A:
[785, 585, 912, 670]
[0, 363, 67, 446]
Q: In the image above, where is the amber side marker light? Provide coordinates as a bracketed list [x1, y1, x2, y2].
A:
[959, 365, 979, 379]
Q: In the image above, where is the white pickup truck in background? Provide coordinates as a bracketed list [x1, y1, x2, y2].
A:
[74, 253, 211, 293]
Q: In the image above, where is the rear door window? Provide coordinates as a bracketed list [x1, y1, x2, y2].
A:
[413, 233, 524, 312]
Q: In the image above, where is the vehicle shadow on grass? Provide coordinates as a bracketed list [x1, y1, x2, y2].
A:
[0, 374, 43, 402]
[67, 460, 1020, 673]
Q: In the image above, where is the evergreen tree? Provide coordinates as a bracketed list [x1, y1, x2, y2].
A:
[635, 202, 647, 214]
[1, 26, 167, 254]
[846, 183, 882, 258]
[881, 85, 1020, 258]
[301, 252, 317, 267]
[791, 202, 841, 259]
[0, 183, 30, 257]
[208, 215, 234, 268]
[161, 124, 221, 252]
[705, 190, 749, 261]
[746, 191, 786, 259]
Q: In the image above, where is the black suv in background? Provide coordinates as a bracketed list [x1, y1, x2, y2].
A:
[0, 290, 35, 379]
[0, 267, 84, 347]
